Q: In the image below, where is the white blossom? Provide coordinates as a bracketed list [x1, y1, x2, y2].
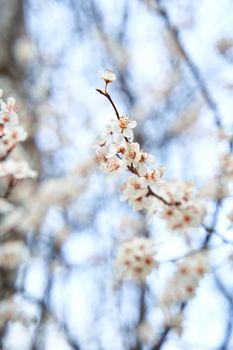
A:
[115, 237, 158, 281]
[162, 253, 209, 306]
[111, 116, 137, 140]
[158, 181, 206, 231]
[100, 69, 117, 83]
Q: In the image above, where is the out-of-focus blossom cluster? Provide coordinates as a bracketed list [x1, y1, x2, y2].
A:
[0, 162, 91, 235]
[0, 90, 36, 179]
[200, 177, 229, 200]
[161, 253, 209, 306]
[115, 237, 158, 281]
[0, 91, 37, 335]
[159, 181, 206, 231]
[0, 91, 27, 158]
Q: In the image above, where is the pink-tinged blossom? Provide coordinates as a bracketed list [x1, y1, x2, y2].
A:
[106, 139, 128, 159]
[121, 175, 148, 202]
[145, 167, 166, 186]
[123, 143, 156, 176]
[161, 201, 205, 231]
[0, 111, 19, 130]
[1, 126, 27, 146]
[0, 90, 28, 159]
[96, 145, 125, 174]
[115, 237, 158, 281]
[162, 253, 209, 306]
[158, 181, 206, 230]
[123, 142, 141, 165]
[111, 115, 137, 140]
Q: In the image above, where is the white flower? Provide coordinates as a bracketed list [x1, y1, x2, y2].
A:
[104, 155, 124, 174]
[162, 253, 208, 306]
[95, 124, 115, 148]
[100, 69, 117, 83]
[121, 175, 148, 201]
[106, 139, 127, 159]
[2, 126, 27, 145]
[115, 237, 158, 281]
[121, 175, 155, 210]
[129, 195, 155, 211]
[123, 142, 141, 166]
[123, 143, 155, 176]
[96, 145, 124, 174]
[156, 180, 205, 231]
[138, 150, 155, 176]
[0, 111, 19, 130]
[161, 200, 205, 231]
[145, 168, 164, 186]
[0, 91, 28, 158]
[112, 116, 137, 140]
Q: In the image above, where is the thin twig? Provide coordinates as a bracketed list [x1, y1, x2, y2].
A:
[154, 0, 222, 128]
[96, 88, 120, 119]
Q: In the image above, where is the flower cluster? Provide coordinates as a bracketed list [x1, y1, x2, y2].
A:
[96, 117, 159, 178]
[96, 72, 205, 231]
[0, 91, 27, 158]
[161, 253, 208, 306]
[0, 90, 37, 335]
[0, 90, 36, 181]
[159, 181, 206, 231]
[121, 174, 161, 211]
[115, 237, 158, 281]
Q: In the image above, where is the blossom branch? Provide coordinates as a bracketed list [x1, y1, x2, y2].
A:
[96, 86, 182, 209]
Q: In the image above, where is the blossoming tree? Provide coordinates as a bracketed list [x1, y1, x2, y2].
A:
[0, 1, 233, 350]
